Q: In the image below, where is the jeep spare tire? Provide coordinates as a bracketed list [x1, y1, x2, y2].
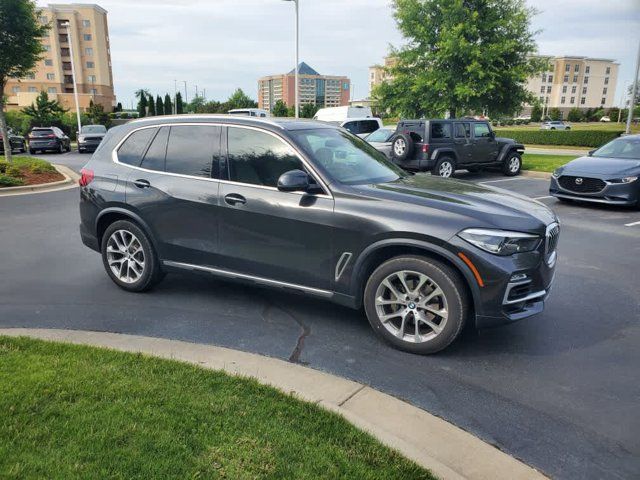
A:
[391, 133, 414, 162]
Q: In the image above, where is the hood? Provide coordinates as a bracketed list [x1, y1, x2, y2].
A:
[354, 174, 557, 232]
[560, 155, 640, 176]
[495, 137, 516, 144]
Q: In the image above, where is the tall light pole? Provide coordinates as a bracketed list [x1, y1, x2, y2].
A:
[283, 0, 299, 118]
[183, 81, 188, 105]
[62, 22, 82, 135]
[173, 79, 178, 115]
[626, 40, 640, 135]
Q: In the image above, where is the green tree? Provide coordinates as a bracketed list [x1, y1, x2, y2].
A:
[147, 94, 155, 116]
[286, 105, 296, 117]
[271, 100, 289, 117]
[187, 96, 206, 113]
[530, 103, 542, 122]
[137, 93, 148, 118]
[164, 94, 172, 115]
[373, 0, 544, 118]
[0, 0, 50, 162]
[22, 91, 66, 125]
[300, 103, 319, 119]
[114, 102, 123, 112]
[226, 88, 258, 110]
[567, 108, 582, 122]
[176, 91, 184, 114]
[548, 108, 561, 121]
[155, 96, 164, 116]
[87, 100, 109, 126]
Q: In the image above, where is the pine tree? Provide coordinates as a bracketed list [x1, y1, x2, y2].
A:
[176, 92, 184, 114]
[156, 96, 164, 116]
[164, 94, 172, 115]
[147, 94, 156, 116]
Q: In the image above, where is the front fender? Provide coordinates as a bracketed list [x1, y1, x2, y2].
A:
[497, 143, 525, 163]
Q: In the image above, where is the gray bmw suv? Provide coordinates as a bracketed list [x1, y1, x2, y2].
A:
[79, 115, 560, 354]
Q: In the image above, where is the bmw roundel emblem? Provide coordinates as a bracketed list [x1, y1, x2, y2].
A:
[575, 178, 583, 185]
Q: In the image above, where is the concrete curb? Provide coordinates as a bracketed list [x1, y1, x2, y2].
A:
[0, 164, 79, 197]
[521, 170, 552, 180]
[0, 328, 547, 480]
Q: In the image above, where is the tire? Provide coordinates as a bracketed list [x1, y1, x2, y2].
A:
[550, 127, 556, 130]
[432, 156, 455, 178]
[101, 220, 164, 292]
[364, 255, 468, 354]
[57, 142, 64, 154]
[502, 152, 522, 176]
[565, 127, 571, 131]
[29, 149, 36, 155]
[391, 133, 414, 162]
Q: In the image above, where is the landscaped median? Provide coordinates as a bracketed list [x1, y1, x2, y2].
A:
[522, 153, 577, 173]
[0, 156, 64, 187]
[0, 336, 432, 479]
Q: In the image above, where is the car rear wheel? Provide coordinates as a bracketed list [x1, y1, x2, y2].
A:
[364, 256, 468, 354]
[57, 142, 64, 154]
[432, 157, 455, 178]
[29, 149, 36, 155]
[391, 134, 414, 162]
[101, 220, 164, 292]
[502, 153, 522, 176]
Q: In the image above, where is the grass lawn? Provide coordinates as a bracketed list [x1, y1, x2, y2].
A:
[0, 337, 433, 480]
[496, 121, 639, 134]
[0, 156, 62, 187]
[522, 153, 577, 172]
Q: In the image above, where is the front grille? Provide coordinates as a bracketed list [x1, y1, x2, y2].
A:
[558, 175, 606, 193]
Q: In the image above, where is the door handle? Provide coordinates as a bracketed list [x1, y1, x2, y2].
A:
[224, 193, 247, 206]
[133, 179, 151, 189]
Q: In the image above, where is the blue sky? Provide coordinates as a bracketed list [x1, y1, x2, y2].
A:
[38, 0, 640, 108]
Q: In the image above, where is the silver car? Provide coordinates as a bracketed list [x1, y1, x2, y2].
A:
[364, 127, 395, 159]
[540, 121, 571, 131]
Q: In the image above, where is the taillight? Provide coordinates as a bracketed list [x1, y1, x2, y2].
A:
[79, 168, 94, 187]
[47, 134, 56, 138]
[422, 143, 430, 154]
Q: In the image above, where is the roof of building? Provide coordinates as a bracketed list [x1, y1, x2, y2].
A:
[288, 62, 320, 76]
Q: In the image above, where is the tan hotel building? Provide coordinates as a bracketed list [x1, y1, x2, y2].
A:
[3, 3, 116, 113]
[258, 62, 350, 113]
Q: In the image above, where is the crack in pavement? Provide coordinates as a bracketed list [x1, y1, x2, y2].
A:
[259, 295, 311, 364]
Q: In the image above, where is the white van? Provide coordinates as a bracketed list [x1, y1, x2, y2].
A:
[338, 118, 384, 138]
[228, 108, 270, 118]
[313, 106, 373, 122]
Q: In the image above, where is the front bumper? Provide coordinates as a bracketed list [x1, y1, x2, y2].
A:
[78, 140, 103, 151]
[550, 175, 640, 206]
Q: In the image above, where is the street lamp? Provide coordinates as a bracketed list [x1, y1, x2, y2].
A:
[283, 0, 299, 118]
[626, 40, 640, 135]
[61, 22, 82, 135]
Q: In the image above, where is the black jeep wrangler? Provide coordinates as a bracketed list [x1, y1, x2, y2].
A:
[390, 119, 525, 177]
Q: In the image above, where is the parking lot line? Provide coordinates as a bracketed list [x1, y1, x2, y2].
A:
[624, 220, 640, 227]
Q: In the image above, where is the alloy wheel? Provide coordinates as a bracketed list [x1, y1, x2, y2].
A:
[394, 138, 406, 156]
[374, 270, 449, 343]
[439, 161, 453, 177]
[106, 229, 146, 284]
[508, 156, 520, 173]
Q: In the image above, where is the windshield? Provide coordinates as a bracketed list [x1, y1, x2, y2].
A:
[81, 125, 107, 134]
[365, 128, 394, 142]
[291, 128, 407, 185]
[592, 137, 640, 160]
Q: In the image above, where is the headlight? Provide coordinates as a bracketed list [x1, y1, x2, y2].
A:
[78, 136, 85, 142]
[552, 168, 563, 178]
[607, 176, 638, 184]
[458, 228, 541, 256]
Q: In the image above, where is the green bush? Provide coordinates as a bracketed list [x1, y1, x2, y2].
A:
[495, 129, 623, 147]
[567, 108, 583, 122]
[5, 165, 23, 177]
[0, 161, 8, 174]
[0, 174, 24, 186]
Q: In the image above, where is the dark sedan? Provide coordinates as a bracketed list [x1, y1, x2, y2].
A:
[78, 124, 107, 153]
[550, 134, 640, 208]
[0, 129, 27, 154]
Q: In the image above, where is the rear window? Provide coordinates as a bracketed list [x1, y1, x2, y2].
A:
[117, 128, 157, 166]
[430, 122, 451, 139]
[31, 129, 54, 137]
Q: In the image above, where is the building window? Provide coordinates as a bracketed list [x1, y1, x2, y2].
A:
[601, 98, 606, 104]
[561, 96, 566, 104]
[606, 66, 611, 74]
[540, 86, 545, 93]
[90, 88, 98, 95]
[604, 77, 609, 85]
[46, 73, 55, 80]
[11, 86, 20, 93]
[562, 85, 567, 93]
[28, 87, 37, 93]
[86, 61, 95, 68]
[603, 87, 608, 95]
[85, 47, 93, 55]
[572, 75, 578, 83]
[87, 75, 96, 83]
[570, 97, 575, 104]
[82, 19, 90, 27]
[571, 86, 576, 94]
[48, 87, 57, 94]
[548, 75, 553, 82]
[43, 45, 51, 52]
[585, 66, 590, 74]
[563, 75, 569, 83]
[574, 64, 580, 72]
[581, 97, 586, 105]
[24, 73, 35, 80]
[83, 34, 92, 41]
[547, 86, 552, 93]
[582, 87, 587, 94]
[584, 77, 589, 84]
[542, 73, 547, 82]
[565, 64, 571, 72]
[44, 59, 53, 66]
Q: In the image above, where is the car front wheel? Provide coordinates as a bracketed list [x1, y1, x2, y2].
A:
[364, 256, 468, 354]
[502, 153, 522, 176]
[101, 220, 164, 292]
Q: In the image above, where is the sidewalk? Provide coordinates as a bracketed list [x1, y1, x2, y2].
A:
[0, 328, 547, 480]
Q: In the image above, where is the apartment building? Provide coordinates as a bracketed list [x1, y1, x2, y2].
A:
[3, 3, 116, 113]
[524, 56, 619, 117]
[368, 55, 397, 95]
[258, 62, 350, 112]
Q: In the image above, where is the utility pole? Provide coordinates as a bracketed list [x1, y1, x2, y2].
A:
[626, 40, 640, 135]
[195, 84, 198, 99]
[183, 81, 188, 105]
[173, 80, 177, 115]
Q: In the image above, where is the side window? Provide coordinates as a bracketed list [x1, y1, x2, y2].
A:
[165, 125, 220, 178]
[473, 123, 491, 138]
[431, 122, 451, 140]
[117, 128, 157, 166]
[343, 121, 359, 135]
[359, 120, 379, 135]
[454, 123, 467, 138]
[227, 127, 303, 187]
[140, 126, 169, 172]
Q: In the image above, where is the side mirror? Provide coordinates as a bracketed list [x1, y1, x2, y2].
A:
[277, 169, 310, 192]
[489, 131, 496, 139]
[588, 149, 595, 156]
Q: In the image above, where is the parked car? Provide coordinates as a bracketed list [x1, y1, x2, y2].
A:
[338, 118, 383, 138]
[0, 128, 27, 154]
[79, 115, 559, 354]
[78, 124, 108, 153]
[313, 105, 373, 122]
[389, 119, 525, 177]
[364, 127, 395, 159]
[28, 127, 71, 154]
[540, 121, 571, 130]
[549, 134, 640, 208]
[599, 116, 611, 122]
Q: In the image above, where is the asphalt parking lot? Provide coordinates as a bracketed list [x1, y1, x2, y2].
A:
[1, 152, 639, 479]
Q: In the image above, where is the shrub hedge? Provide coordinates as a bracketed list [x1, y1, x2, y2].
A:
[495, 129, 623, 148]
